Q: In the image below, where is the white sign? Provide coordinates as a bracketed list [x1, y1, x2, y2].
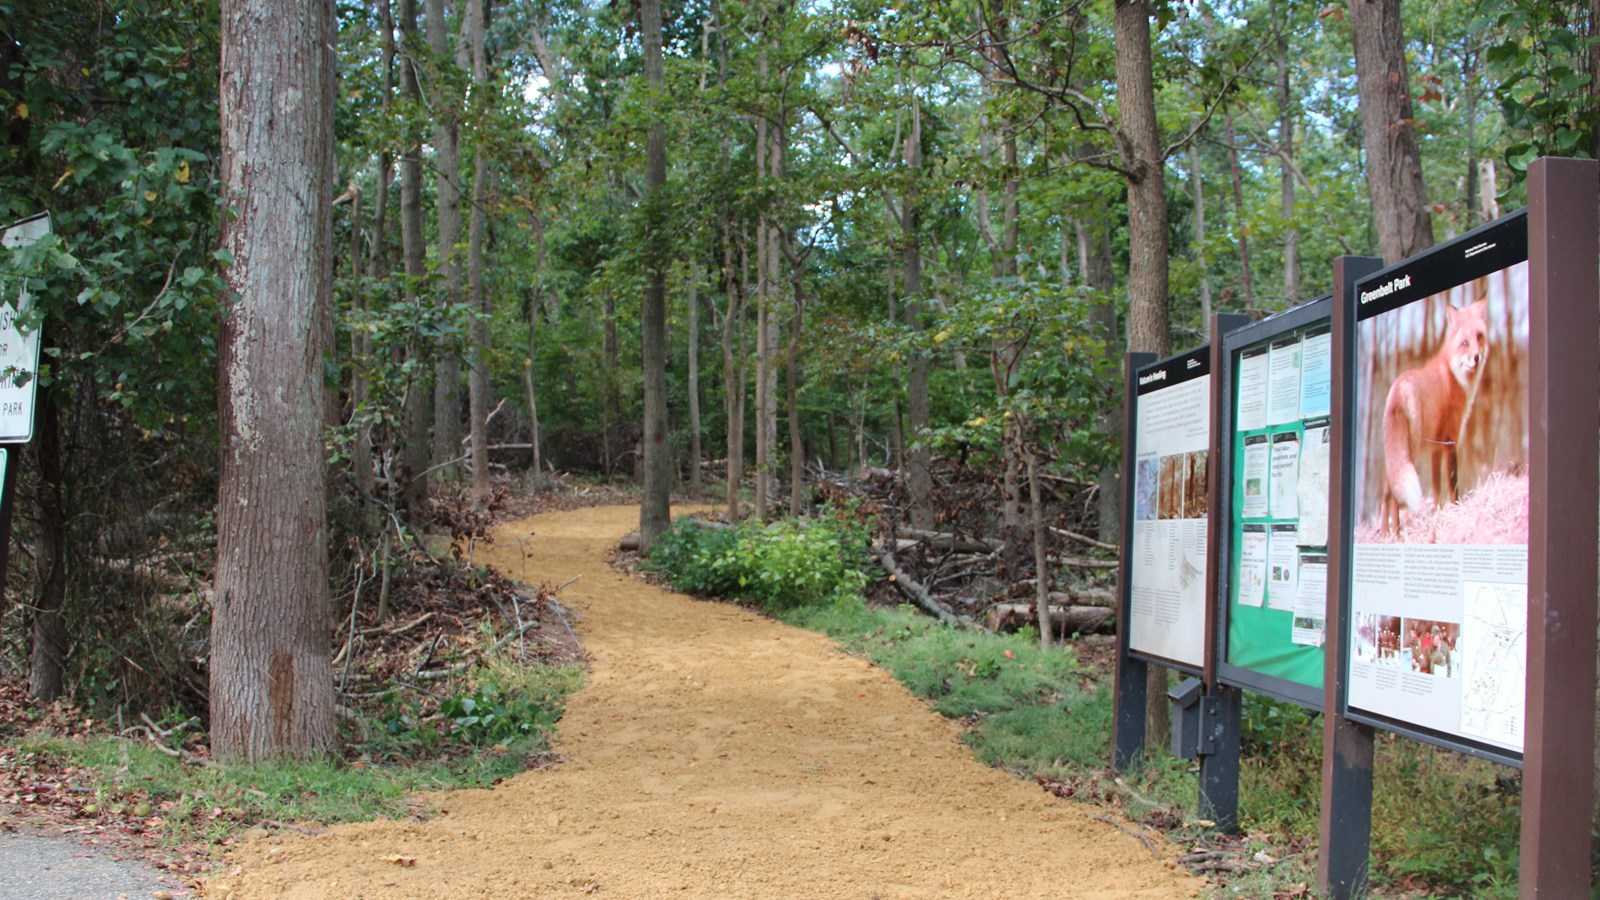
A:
[0, 214, 47, 443]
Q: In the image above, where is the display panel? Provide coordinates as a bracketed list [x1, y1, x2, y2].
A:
[1345, 212, 1528, 757]
[1127, 347, 1211, 670]
[1222, 309, 1333, 698]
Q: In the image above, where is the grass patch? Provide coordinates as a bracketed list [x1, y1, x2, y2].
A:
[3, 656, 585, 852]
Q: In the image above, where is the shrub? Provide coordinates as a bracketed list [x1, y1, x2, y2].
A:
[645, 510, 870, 612]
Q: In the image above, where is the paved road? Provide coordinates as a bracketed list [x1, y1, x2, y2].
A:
[0, 830, 184, 899]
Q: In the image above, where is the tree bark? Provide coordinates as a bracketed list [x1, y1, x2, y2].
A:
[1076, 215, 1121, 546]
[426, 0, 464, 480]
[1278, 34, 1300, 303]
[1349, 0, 1434, 263]
[213, 0, 337, 760]
[903, 93, 932, 530]
[638, 0, 671, 548]
[687, 257, 703, 499]
[465, 0, 490, 499]
[1222, 103, 1253, 309]
[1115, 0, 1171, 751]
[28, 384, 66, 701]
[399, 0, 430, 515]
[1027, 447, 1051, 649]
[1187, 130, 1212, 324]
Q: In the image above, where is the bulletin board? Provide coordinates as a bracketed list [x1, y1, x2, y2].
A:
[1215, 295, 1333, 709]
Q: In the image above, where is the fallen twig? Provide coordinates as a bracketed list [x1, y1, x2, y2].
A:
[1086, 813, 1158, 858]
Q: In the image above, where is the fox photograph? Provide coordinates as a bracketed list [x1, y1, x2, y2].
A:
[1353, 257, 1529, 545]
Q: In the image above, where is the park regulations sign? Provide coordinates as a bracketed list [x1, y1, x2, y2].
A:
[0, 214, 47, 444]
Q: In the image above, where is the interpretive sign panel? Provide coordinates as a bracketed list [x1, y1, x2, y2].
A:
[1126, 346, 1211, 671]
[1344, 211, 1528, 761]
[0, 214, 48, 444]
[1217, 297, 1333, 707]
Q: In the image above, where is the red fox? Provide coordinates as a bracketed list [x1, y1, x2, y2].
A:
[1380, 299, 1489, 536]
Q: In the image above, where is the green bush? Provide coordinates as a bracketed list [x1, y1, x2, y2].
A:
[645, 510, 870, 612]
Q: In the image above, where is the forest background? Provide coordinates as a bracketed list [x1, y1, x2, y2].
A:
[0, 0, 1597, 888]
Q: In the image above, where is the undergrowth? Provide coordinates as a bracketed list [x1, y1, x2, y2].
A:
[1, 654, 584, 852]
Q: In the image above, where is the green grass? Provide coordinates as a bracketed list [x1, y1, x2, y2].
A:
[5, 656, 585, 850]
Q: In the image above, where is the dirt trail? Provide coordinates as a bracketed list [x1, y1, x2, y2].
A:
[213, 505, 1201, 899]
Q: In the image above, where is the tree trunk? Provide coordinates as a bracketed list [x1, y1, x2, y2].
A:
[1223, 103, 1253, 309]
[213, 0, 337, 760]
[1187, 132, 1212, 324]
[638, 0, 671, 548]
[903, 93, 932, 530]
[1278, 34, 1300, 303]
[399, 0, 430, 516]
[1077, 215, 1122, 546]
[722, 218, 745, 521]
[524, 218, 546, 485]
[687, 257, 703, 499]
[465, 0, 490, 499]
[785, 243, 805, 517]
[28, 384, 66, 701]
[1027, 446, 1051, 649]
[1115, 0, 1171, 751]
[427, 0, 463, 480]
[1349, 0, 1434, 263]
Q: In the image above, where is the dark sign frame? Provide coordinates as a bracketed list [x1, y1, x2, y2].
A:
[1336, 210, 1528, 768]
[1119, 344, 1214, 677]
[1213, 295, 1334, 711]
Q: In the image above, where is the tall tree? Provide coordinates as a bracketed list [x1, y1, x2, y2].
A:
[427, 0, 465, 479]
[637, 0, 671, 548]
[212, 0, 337, 760]
[399, 0, 431, 514]
[1115, 0, 1172, 752]
[465, 0, 491, 498]
[1349, 0, 1434, 262]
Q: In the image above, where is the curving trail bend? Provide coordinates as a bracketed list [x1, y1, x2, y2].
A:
[212, 504, 1201, 899]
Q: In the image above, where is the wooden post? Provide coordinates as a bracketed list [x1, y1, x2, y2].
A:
[1519, 156, 1598, 899]
[1318, 254, 1383, 899]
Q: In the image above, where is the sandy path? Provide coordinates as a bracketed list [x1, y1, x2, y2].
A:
[213, 505, 1201, 899]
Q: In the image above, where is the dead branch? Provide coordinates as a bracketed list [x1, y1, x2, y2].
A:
[878, 549, 972, 629]
[1048, 526, 1119, 554]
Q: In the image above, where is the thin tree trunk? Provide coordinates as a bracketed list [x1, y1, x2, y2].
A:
[786, 245, 805, 517]
[28, 384, 66, 701]
[427, 0, 464, 480]
[1027, 446, 1051, 649]
[399, 0, 430, 515]
[903, 93, 932, 530]
[688, 258, 703, 499]
[1349, 0, 1434, 263]
[1115, 0, 1171, 751]
[465, 0, 490, 499]
[349, 182, 376, 500]
[1223, 103, 1253, 308]
[1187, 128, 1212, 325]
[213, 0, 336, 760]
[1278, 34, 1299, 303]
[639, 0, 671, 548]
[1076, 215, 1122, 546]
[524, 217, 546, 485]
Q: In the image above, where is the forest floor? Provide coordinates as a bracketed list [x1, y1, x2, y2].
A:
[210, 504, 1202, 899]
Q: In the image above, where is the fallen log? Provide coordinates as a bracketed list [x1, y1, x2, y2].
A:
[898, 529, 1003, 554]
[878, 550, 972, 629]
[986, 602, 1114, 637]
[1046, 588, 1117, 609]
